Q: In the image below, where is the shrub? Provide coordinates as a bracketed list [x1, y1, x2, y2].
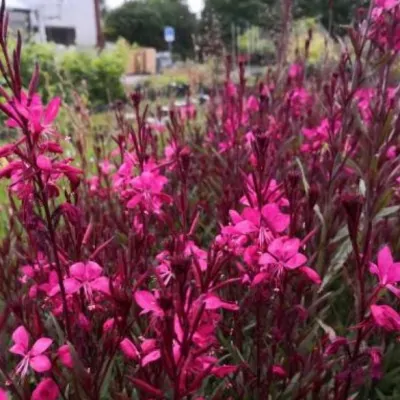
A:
[1, 2, 400, 399]
[20, 39, 128, 107]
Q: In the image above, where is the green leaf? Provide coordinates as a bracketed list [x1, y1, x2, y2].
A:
[320, 238, 352, 290]
[100, 356, 116, 399]
[331, 225, 349, 244]
[374, 205, 400, 221]
[295, 157, 310, 195]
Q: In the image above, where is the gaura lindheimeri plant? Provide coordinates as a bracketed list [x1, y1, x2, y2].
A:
[1, 0, 400, 398]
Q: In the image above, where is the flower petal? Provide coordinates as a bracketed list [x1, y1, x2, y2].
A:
[63, 278, 81, 294]
[204, 294, 239, 311]
[377, 246, 393, 283]
[285, 253, 307, 269]
[90, 277, 110, 295]
[259, 253, 277, 265]
[234, 220, 258, 234]
[57, 344, 73, 368]
[12, 326, 29, 351]
[142, 350, 161, 367]
[31, 338, 52, 356]
[9, 344, 26, 356]
[120, 338, 139, 360]
[134, 290, 164, 316]
[0, 388, 8, 400]
[36, 155, 52, 171]
[69, 262, 86, 281]
[127, 194, 143, 209]
[262, 204, 290, 233]
[85, 261, 103, 281]
[31, 378, 59, 400]
[30, 355, 52, 372]
[299, 267, 321, 284]
[44, 97, 61, 125]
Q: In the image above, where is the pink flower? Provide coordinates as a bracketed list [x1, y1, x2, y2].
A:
[203, 294, 239, 311]
[211, 364, 238, 378]
[369, 347, 383, 379]
[9, 326, 52, 377]
[120, 338, 139, 360]
[99, 160, 115, 175]
[0, 388, 8, 400]
[226, 81, 237, 97]
[37, 155, 52, 171]
[271, 364, 287, 378]
[259, 237, 307, 270]
[179, 104, 196, 121]
[225, 204, 290, 248]
[51, 261, 110, 299]
[6, 95, 61, 138]
[126, 170, 171, 212]
[134, 290, 164, 317]
[370, 246, 400, 296]
[375, 0, 400, 9]
[57, 344, 73, 368]
[31, 378, 59, 400]
[371, 304, 400, 331]
[246, 96, 259, 112]
[288, 63, 303, 79]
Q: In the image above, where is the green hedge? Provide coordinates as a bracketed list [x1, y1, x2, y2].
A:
[20, 39, 129, 107]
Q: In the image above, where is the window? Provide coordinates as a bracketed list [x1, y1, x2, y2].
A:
[45, 26, 76, 46]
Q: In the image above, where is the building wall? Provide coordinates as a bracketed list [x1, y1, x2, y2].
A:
[27, 0, 97, 47]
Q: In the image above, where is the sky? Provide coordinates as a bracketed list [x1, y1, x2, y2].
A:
[106, 0, 204, 15]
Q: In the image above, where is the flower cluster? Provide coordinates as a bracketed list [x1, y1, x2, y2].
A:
[0, 1, 400, 398]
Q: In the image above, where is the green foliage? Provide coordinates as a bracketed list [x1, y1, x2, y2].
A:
[20, 41, 60, 101]
[19, 40, 128, 107]
[237, 26, 275, 57]
[105, 0, 197, 59]
[288, 18, 340, 64]
[204, 0, 365, 45]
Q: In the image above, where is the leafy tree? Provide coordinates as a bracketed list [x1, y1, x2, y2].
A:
[203, 0, 366, 44]
[294, 0, 366, 33]
[105, 0, 197, 59]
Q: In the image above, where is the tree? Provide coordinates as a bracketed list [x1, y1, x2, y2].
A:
[105, 0, 197, 59]
[294, 0, 366, 33]
[203, 0, 364, 45]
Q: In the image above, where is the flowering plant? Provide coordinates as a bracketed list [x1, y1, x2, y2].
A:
[0, 0, 400, 398]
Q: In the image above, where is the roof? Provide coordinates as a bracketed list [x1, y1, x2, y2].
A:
[6, 0, 31, 11]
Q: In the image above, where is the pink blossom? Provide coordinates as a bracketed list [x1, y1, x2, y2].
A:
[37, 155, 52, 171]
[370, 246, 400, 296]
[226, 81, 237, 97]
[259, 237, 307, 270]
[211, 364, 238, 378]
[9, 326, 52, 376]
[31, 378, 59, 400]
[120, 338, 140, 360]
[375, 0, 400, 9]
[288, 63, 303, 79]
[57, 344, 73, 368]
[0, 389, 8, 400]
[99, 160, 115, 175]
[225, 204, 290, 248]
[271, 364, 287, 378]
[51, 261, 110, 299]
[371, 304, 400, 331]
[246, 96, 259, 112]
[126, 170, 171, 212]
[134, 290, 164, 317]
[203, 294, 239, 311]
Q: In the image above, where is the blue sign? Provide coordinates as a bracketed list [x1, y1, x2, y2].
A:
[164, 26, 175, 43]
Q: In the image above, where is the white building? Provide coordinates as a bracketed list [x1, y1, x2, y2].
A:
[6, 0, 98, 47]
